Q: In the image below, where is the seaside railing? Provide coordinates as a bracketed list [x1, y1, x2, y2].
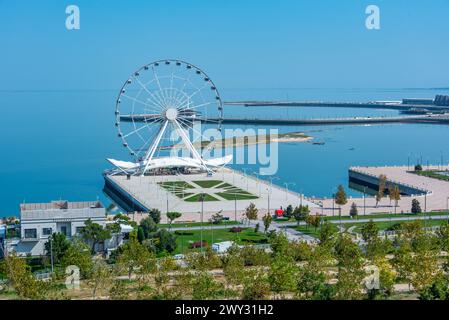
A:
[349, 166, 432, 196]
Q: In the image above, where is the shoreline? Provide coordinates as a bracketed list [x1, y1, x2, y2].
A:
[165, 132, 313, 150]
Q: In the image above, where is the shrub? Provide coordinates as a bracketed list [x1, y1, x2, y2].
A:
[175, 230, 194, 236]
[387, 223, 403, 231]
[189, 240, 208, 249]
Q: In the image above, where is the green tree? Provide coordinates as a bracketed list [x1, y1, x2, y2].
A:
[361, 220, 379, 243]
[389, 185, 401, 213]
[297, 244, 334, 300]
[152, 229, 177, 253]
[268, 255, 298, 298]
[268, 231, 290, 257]
[293, 205, 310, 226]
[319, 222, 337, 246]
[79, 219, 112, 253]
[284, 205, 294, 219]
[306, 215, 321, 231]
[393, 240, 415, 290]
[411, 199, 422, 214]
[245, 203, 258, 223]
[61, 239, 93, 279]
[297, 267, 334, 300]
[334, 185, 348, 207]
[118, 239, 155, 280]
[334, 235, 366, 300]
[419, 275, 449, 300]
[191, 271, 225, 300]
[376, 174, 387, 207]
[148, 208, 162, 224]
[166, 211, 182, 229]
[349, 202, 358, 219]
[222, 244, 245, 286]
[44, 232, 71, 264]
[1, 254, 49, 299]
[138, 216, 157, 241]
[411, 234, 440, 292]
[113, 213, 131, 225]
[241, 269, 270, 300]
[262, 213, 272, 233]
[86, 258, 113, 299]
[436, 221, 449, 251]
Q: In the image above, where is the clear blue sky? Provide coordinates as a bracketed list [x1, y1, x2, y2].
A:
[1, 0, 448, 90]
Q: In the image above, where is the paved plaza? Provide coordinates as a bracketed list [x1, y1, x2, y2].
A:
[107, 168, 318, 223]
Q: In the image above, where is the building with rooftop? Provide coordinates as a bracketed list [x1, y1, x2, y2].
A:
[6, 200, 107, 256]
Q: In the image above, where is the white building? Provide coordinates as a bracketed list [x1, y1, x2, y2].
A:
[6, 200, 107, 256]
[211, 241, 234, 253]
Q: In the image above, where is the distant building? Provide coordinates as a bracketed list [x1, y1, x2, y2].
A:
[402, 98, 434, 105]
[5, 200, 107, 256]
[434, 95, 449, 106]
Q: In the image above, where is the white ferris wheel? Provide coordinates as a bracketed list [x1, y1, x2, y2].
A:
[107, 59, 232, 176]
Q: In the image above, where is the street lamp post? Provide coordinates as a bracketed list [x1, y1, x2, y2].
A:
[200, 193, 204, 255]
[446, 196, 449, 223]
[266, 176, 280, 214]
[242, 167, 249, 191]
[283, 182, 296, 201]
[50, 233, 54, 273]
[363, 186, 366, 216]
[332, 193, 335, 217]
[234, 194, 237, 223]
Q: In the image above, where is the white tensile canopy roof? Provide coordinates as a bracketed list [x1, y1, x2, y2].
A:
[107, 155, 233, 172]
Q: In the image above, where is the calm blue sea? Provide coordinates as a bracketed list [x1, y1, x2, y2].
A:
[1, 88, 449, 217]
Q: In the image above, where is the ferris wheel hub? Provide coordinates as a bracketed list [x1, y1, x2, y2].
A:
[164, 107, 178, 121]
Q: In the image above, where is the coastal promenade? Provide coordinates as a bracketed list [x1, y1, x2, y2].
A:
[314, 165, 449, 217]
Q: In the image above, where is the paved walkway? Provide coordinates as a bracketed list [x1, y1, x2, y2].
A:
[315, 165, 449, 217]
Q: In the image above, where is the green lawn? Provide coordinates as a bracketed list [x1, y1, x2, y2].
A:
[216, 192, 259, 200]
[158, 220, 239, 228]
[184, 193, 219, 202]
[158, 181, 194, 190]
[411, 170, 449, 182]
[192, 180, 223, 188]
[158, 179, 258, 202]
[174, 228, 269, 254]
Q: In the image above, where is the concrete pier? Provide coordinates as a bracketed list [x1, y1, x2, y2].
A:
[104, 168, 318, 223]
[314, 165, 449, 217]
